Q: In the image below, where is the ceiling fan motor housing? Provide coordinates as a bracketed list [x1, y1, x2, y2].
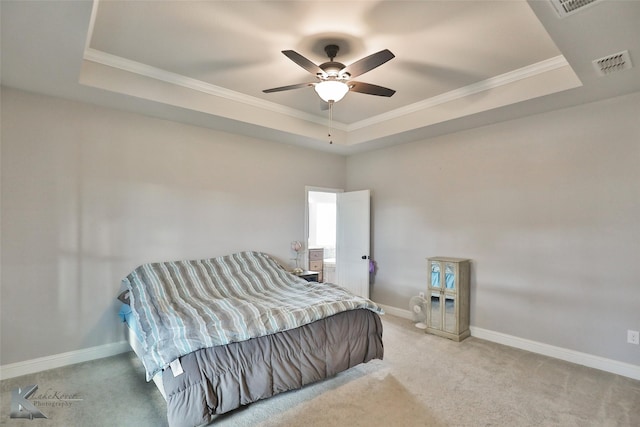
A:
[319, 45, 348, 79]
[319, 62, 348, 79]
[324, 44, 340, 60]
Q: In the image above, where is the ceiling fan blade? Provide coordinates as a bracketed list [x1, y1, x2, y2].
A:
[282, 50, 324, 75]
[342, 49, 395, 79]
[263, 82, 314, 93]
[349, 81, 396, 97]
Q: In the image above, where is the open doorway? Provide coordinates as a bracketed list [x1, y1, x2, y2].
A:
[305, 187, 371, 296]
[305, 187, 341, 283]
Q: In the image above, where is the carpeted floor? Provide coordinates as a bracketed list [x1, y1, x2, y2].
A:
[2, 315, 639, 426]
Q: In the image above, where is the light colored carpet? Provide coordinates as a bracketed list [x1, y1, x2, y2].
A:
[2, 315, 639, 426]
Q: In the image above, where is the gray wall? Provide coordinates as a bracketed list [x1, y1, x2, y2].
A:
[346, 91, 640, 365]
[0, 87, 346, 365]
[2, 86, 639, 369]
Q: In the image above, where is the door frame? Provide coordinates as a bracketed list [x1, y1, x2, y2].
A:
[304, 186, 343, 272]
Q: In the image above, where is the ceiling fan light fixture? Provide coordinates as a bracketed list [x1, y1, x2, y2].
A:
[314, 80, 349, 103]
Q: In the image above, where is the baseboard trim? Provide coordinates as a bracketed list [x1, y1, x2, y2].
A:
[377, 304, 640, 381]
[379, 304, 413, 320]
[0, 341, 131, 380]
[470, 327, 640, 381]
[3, 311, 638, 382]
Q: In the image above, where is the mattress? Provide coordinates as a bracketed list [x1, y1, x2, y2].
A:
[120, 304, 166, 399]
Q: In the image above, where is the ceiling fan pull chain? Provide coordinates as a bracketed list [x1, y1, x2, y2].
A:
[328, 101, 334, 144]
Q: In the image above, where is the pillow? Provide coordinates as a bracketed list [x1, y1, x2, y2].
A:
[117, 290, 130, 305]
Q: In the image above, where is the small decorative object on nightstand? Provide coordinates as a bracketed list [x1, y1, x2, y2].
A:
[426, 257, 471, 341]
[308, 248, 324, 282]
[291, 241, 302, 268]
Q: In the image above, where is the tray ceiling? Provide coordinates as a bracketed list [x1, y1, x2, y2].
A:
[3, 1, 640, 154]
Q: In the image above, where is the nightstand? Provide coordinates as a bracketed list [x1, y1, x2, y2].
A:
[296, 270, 319, 282]
[308, 248, 324, 282]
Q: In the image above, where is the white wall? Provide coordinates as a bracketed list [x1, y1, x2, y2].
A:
[346, 91, 640, 365]
[0, 87, 346, 365]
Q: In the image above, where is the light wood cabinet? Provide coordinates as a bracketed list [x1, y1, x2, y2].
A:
[426, 257, 470, 341]
[308, 248, 324, 282]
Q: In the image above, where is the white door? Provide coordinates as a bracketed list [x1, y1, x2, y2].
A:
[336, 190, 370, 298]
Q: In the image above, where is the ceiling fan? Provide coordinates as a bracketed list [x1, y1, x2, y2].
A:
[263, 44, 396, 104]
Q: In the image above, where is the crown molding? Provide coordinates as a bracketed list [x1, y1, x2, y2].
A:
[83, 48, 350, 131]
[347, 55, 572, 131]
[83, 47, 571, 138]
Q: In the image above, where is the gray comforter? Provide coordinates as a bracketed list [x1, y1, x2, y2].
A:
[161, 308, 383, 427]
[123, 251, 384, 426]
[123, 251, 383, 381]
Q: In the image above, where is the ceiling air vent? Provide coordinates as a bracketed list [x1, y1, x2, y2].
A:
[550, 0, 602, 18]
[592, 50, 633, 76]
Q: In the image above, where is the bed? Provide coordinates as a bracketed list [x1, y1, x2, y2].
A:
[118, 251, 384, 427]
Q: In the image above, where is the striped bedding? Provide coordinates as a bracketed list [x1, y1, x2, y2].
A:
[123, 251, 383, 380]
